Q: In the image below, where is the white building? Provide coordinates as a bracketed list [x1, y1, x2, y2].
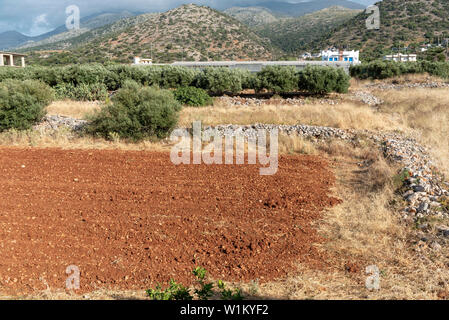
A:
[383, 54, 417, 62]
[0, 52, 26, 67]
[133, 57, 153, 65]
[321, 50, 360, 64]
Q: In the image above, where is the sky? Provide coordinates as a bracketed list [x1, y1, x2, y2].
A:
[0, 0, 379, 36]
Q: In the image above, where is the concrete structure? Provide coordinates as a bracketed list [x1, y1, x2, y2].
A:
[383, 53, 417, 62]
[0, 52, 26, 67]
[133, 57, 153, 65]
[169, 60, 354, 74]
[321, 49, 360, 64]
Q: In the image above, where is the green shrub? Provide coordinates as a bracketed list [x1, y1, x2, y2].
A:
[299, 66, 350, 94]
[55, 83, 108, 101]
[350, 60, 449, 80]
[0, 80, 54, 131]
[86, 86, 181, 141]
[256, 66, 299, 93]
[159, 66, 197, 89]
[146, 267, 244, 301]
[174, 86, 213, 106]
[194, 68, 243, 95]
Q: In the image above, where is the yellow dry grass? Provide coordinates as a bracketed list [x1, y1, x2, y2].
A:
[375, 87, 449, 177]
[46, 100, 101, 119]
[179, 102, 399, 131]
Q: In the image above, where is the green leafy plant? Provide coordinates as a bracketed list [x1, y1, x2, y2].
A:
[298, 66, 350, 94]
[86, 85, 181, 141]
[174, 86, 213, 106]
[146, 267, 245, 301]
[0, 79, 54, 132]
[217, 280, 244, 300]
[146, 280, 193, 301]
[193, 267, 214, 300]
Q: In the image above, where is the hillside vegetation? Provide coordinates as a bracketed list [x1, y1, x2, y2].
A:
[26, 4, 274, 65]
[306, 0, 449, 60]
[254, 6, 361, 55]
[223, 7, 284, 27]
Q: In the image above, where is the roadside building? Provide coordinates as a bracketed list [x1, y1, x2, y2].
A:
[133, 57, 153, 65]
[383, 53, 417, 62]
[321, 49, 360, 64]
[0, 52, 26, 67]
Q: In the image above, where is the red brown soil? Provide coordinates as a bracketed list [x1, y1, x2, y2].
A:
[0, 147, 340, 295]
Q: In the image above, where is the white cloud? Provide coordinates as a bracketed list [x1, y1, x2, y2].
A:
[29, 13, 52, 35]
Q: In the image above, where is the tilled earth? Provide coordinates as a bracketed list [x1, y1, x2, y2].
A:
[0, 147, 339, 295]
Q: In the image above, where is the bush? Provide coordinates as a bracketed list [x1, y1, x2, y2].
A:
[299, 66, 350, 94]
[0, 80, 54, 131]
[350, 60, 449, 80]
[55, 83, 108, 101]
[174, 86, 213, 106]
[194, 68, 243, 95]
[86, 85, 181, 141]
[159, 67, 197, 89]
[256, 66, 299, 93]
[0, 64, 353, 98]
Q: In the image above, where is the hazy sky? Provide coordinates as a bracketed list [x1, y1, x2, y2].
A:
[0, 0, 379, 36]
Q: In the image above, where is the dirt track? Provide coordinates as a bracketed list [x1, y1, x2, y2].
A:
[0, 147, 339, 295]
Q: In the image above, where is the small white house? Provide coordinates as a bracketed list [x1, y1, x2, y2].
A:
[321, 50, 360, 64]
[133, 57, 153, 65]
[383, 54, 417, 62]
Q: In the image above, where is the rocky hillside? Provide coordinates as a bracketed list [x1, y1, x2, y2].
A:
[224, 7, 284, 28]
[27, 5, 274, 65]
[245, 0, 364, 17]
[1, 11, 135, 50]
[305, 0, 449, 60]
[255, 6, 361, 55]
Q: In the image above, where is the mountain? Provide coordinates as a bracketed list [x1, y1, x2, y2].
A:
[0, 31, 33, 50]
[223, 7, 285, 28]
[0, 11, 135, 50]
[26, 4, 275, 65]
[303, 0, 449, 61]
[245, 0, 365, 17]
[254, 6, 361, 55]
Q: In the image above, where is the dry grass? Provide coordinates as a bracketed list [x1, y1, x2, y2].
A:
[0, 128, 171, 152]
[179, 102, 399, 131]
[375, 87, 449, 177]
[46, 100, 101, 119]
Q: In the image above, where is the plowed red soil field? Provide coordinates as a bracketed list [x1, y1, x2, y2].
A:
[0, 147, 340, 295]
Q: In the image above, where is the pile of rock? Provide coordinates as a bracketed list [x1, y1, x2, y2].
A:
[216, 96, 339, 107]
[202, 123, 354, 140]
[376, 133, 449, 219]
[33, 115, 88, 132]
[351, 91, 384, 106]
[366, 81, 449, 91]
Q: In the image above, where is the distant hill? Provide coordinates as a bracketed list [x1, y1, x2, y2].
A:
[303, 0, 449, 61]
[0, 31, 33, 50]
[253, 6, 361, 55]
[26, 4, 275, 65]
[246, 0, 365, 17]
[224, 7, 285, 28]
[0, 11, 135, 50]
